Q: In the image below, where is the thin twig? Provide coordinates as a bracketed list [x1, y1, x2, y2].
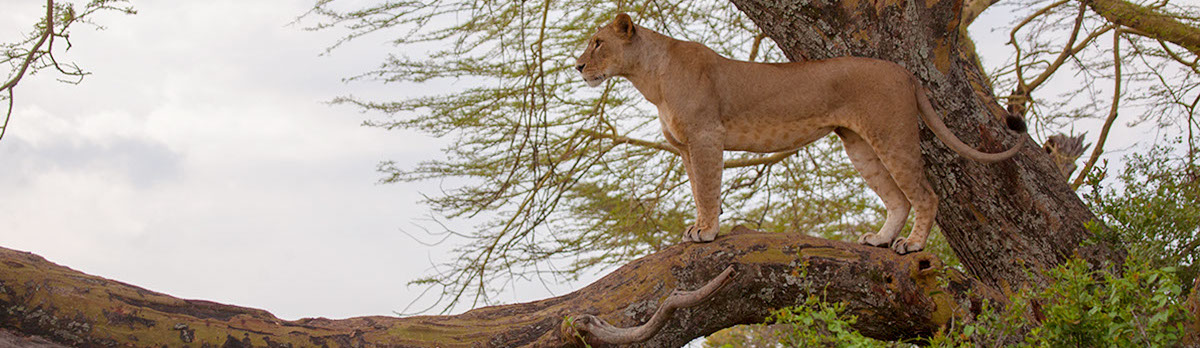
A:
[1072, 28, 1124, 189]
[0, 0, 54, 143]
[748, 32, 767, 62]
[580, 129, 799, 169]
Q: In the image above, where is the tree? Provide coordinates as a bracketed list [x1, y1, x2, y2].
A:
[301, 0, 1200, 315]
[302, 0, 1146, 310]
[302, 0, 901, 313]
[1, 0, 1196, 346]
[1, 0, 136, 143]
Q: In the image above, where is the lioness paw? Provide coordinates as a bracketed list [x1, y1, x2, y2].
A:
[857, 233, 893, 247]
[891, 237, 925, 254]
[682, 224, 718, 243]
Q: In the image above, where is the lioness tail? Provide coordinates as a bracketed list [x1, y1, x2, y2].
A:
[912, 77, 1024, 163]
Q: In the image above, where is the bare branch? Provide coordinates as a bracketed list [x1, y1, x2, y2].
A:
[1072, 28, 1124, 188]
[580, 129, 799, 169]
[724, 149, 798, 168]
[580, 129, 681, 155]
[748, 32, 768, 61]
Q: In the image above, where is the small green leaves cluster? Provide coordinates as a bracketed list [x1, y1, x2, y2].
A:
[766, 295, 890, 348]
[731, 258, 1189, 347]
[1082, 142, 1200, 294]
[926, 259, 1189, 347]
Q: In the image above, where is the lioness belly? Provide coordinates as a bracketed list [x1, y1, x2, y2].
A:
[723, 124, 835, 153]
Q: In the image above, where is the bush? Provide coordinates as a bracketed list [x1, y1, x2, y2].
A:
[927, 259, 1189, 347]
[1082, 143, 1200, 294]
[746, 259, 1189, 347]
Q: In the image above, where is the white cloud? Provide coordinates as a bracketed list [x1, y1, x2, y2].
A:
[0, 0, 454, 320]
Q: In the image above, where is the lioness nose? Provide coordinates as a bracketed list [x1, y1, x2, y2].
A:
[574, 63, 585, 72]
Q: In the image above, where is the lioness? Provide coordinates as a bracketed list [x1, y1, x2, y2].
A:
[575, 14, 1025, 254]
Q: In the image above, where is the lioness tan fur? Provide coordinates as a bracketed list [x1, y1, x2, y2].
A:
[575, 14, 1025, 254]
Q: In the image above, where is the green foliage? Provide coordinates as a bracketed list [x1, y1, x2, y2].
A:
[766, 295, 892, 348]
[926, 259, 1189, 347]
[735, 258, 1189, 347]
[1082, 142, 1200, 293]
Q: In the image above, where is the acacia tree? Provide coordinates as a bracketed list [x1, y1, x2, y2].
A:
[1, 0, 1197, 346]
[301, 0, 1197, 312]
[303, 0, 889, 313]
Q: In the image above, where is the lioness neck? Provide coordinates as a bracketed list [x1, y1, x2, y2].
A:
[621, 26, 675, 104]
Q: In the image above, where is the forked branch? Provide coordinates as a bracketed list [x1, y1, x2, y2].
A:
[563, 266, 736, 345]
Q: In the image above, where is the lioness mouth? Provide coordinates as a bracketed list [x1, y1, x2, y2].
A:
[584, 75, 607, 87]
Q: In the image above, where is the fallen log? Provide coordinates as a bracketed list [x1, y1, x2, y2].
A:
[0, 226, 1004, 347]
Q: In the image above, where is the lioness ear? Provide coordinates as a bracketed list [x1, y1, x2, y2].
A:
[613, 13, 635, 39]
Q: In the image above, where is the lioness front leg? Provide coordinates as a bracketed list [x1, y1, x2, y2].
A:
[681, 132, 724, 243]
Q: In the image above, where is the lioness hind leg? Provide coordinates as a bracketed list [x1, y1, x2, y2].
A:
[873, 142, 938, 255]
[836, 129, 911, 248]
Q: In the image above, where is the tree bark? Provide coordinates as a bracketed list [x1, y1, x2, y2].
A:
[727, 0, 1126, 291]
[0, 227, 1004, 347]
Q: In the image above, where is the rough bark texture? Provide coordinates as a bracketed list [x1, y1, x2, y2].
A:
[0, 227, 1004, 347]
[728, 0, 1125, 291]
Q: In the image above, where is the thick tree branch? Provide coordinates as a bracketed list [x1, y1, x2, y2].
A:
[1086, 0, 1200, 56]
[0, 227, 1005, 347]
[961, 0, 1000, 28]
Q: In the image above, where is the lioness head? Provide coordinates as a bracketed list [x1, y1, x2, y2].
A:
[575, 13, 637, 87]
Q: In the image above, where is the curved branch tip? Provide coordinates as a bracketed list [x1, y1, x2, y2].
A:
[562, 265, 737, 345]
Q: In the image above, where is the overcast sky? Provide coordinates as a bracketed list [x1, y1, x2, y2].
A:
[0, 0, 1157, 323]
[0, 0, 501, 320]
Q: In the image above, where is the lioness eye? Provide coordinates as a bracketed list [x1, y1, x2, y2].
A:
[594, 39, 603, 48]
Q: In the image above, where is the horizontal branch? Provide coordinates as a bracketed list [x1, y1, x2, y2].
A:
[0, 227, 1006, 347]
[1086, 0, 1200, 56]
[580, 129, 798, 169]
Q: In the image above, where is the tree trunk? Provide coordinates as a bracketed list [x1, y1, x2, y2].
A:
[728, 0, 1126, 290]
[0, 227, 1004, 347]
